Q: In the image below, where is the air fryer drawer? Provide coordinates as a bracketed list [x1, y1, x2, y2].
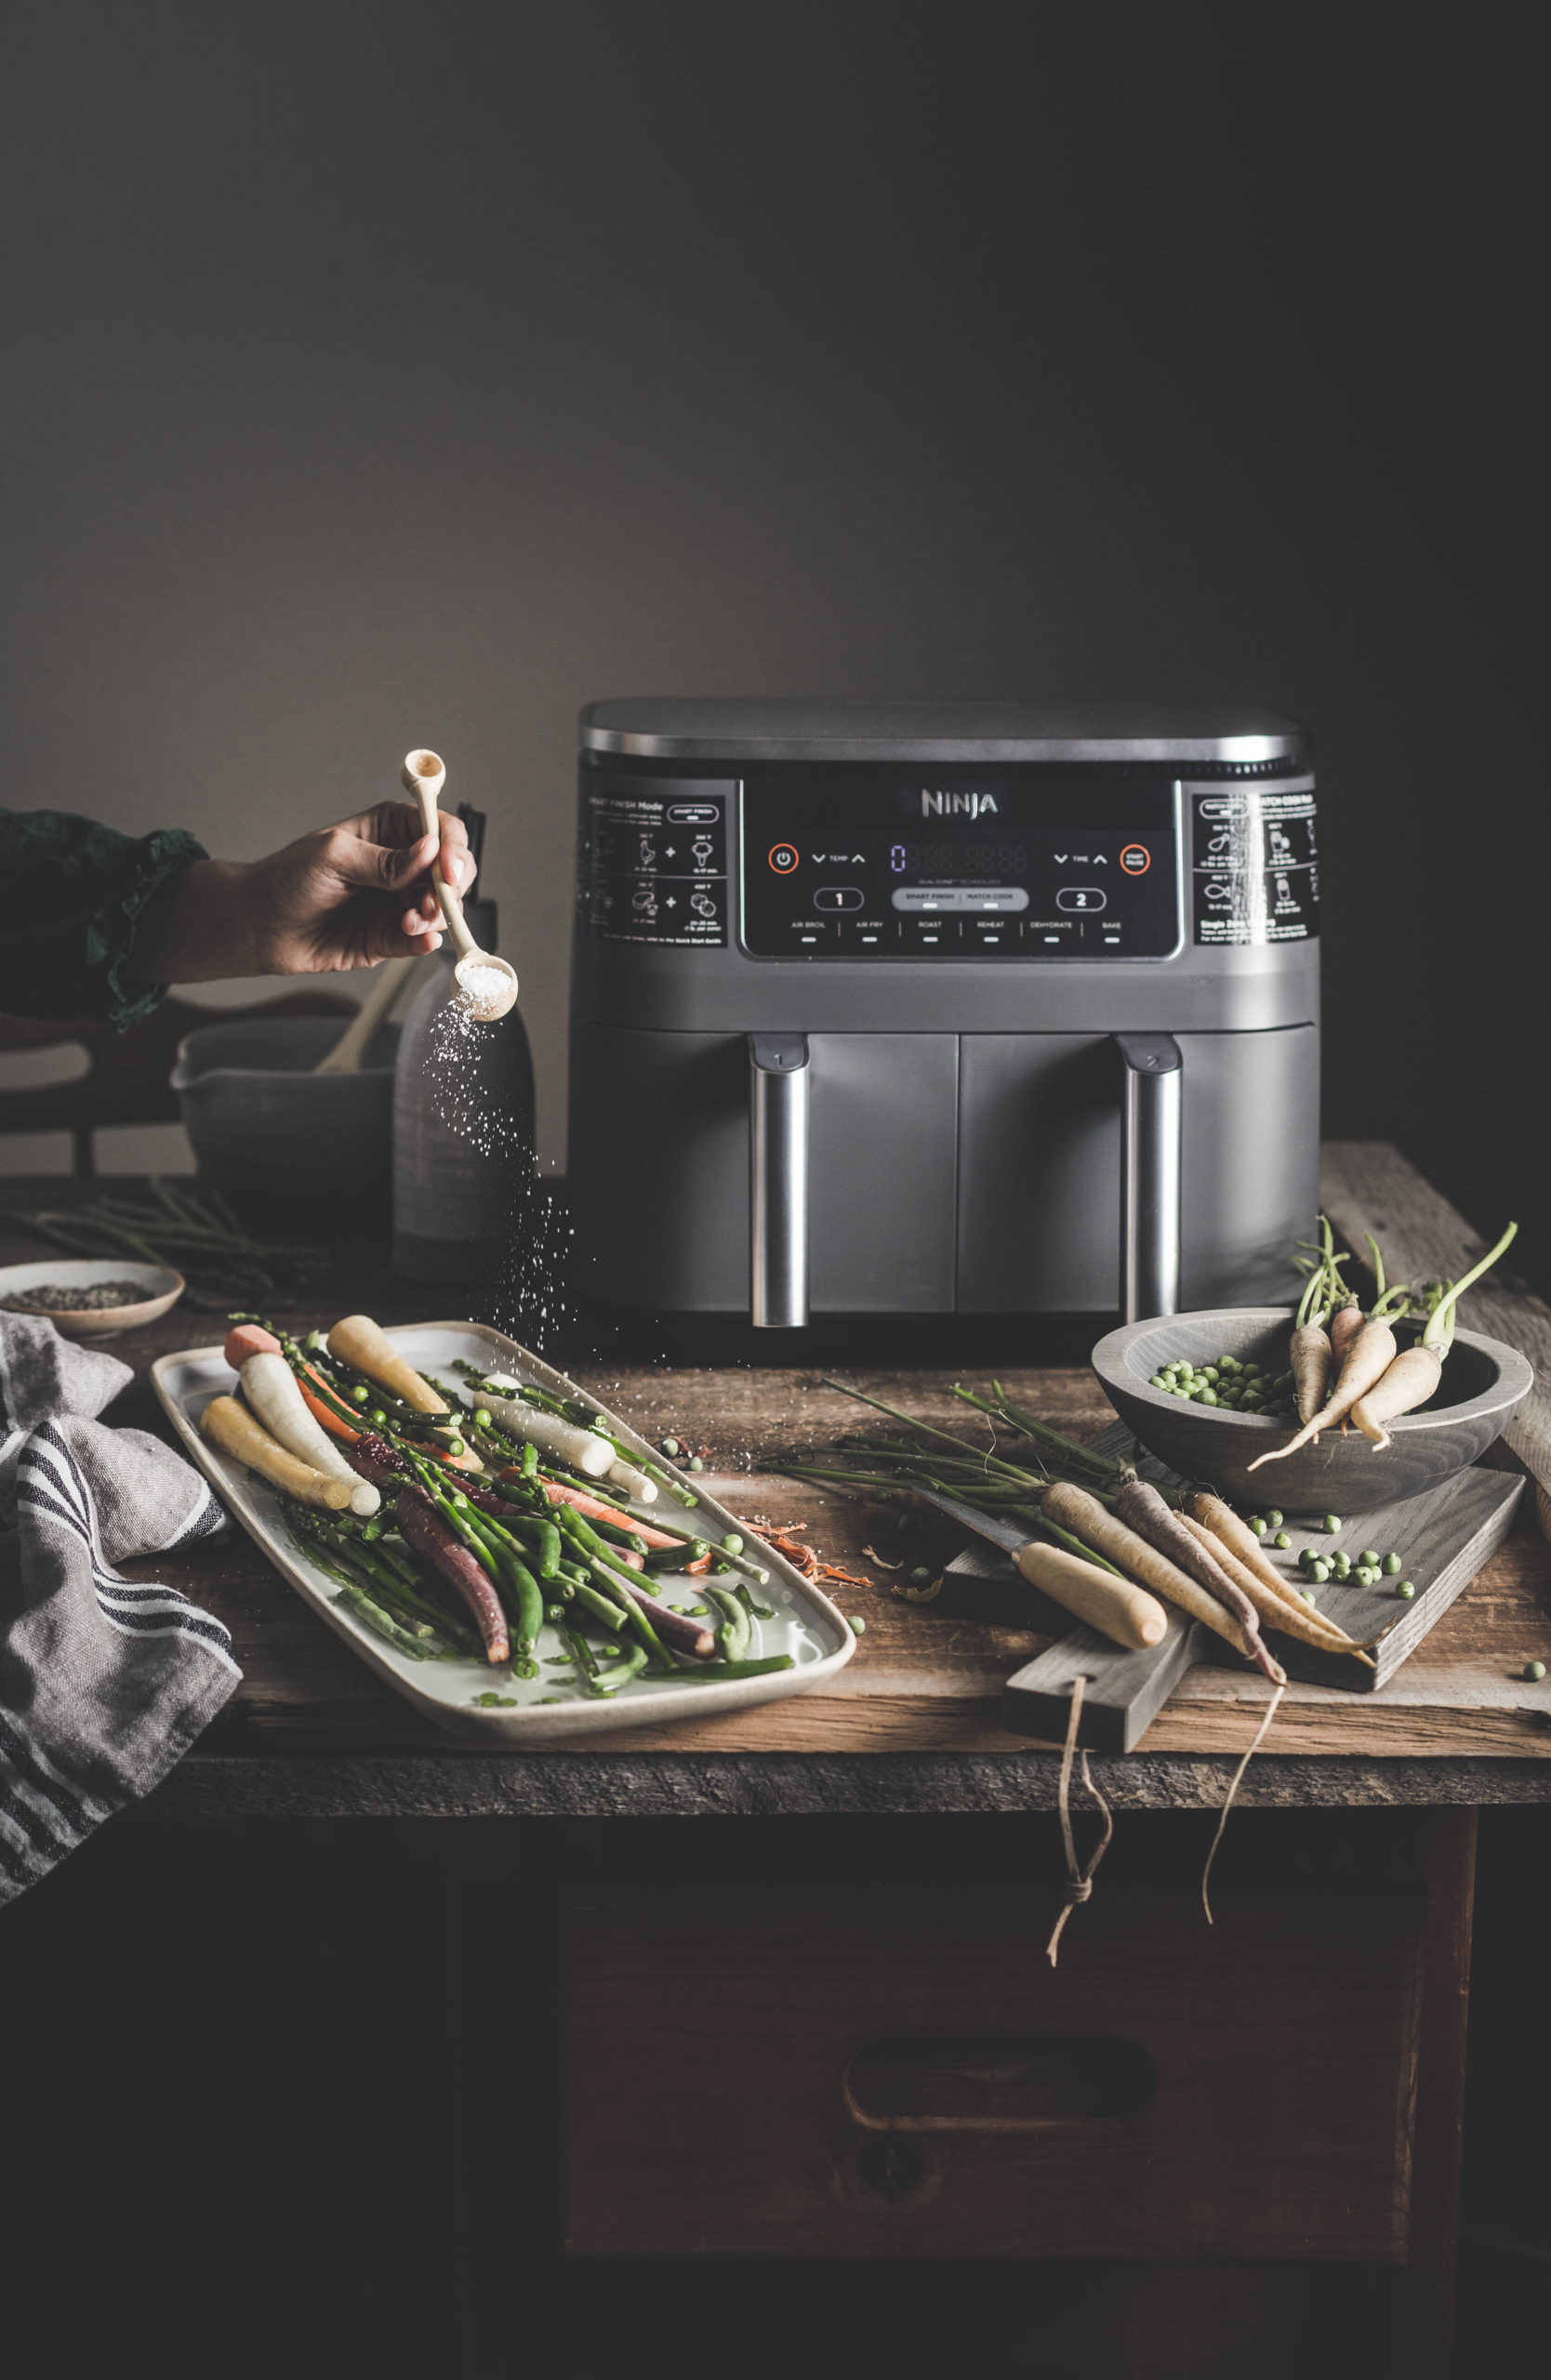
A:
[955, 1024, 1319, 1311]
[569, 1025, 959, 1311]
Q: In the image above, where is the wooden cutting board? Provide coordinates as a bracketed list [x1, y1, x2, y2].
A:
[950, 1427, 1527, 1752]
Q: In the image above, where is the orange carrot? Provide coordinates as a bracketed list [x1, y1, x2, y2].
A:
[516, 1473, 716, 1570]
[298, 1382, 362, 1443]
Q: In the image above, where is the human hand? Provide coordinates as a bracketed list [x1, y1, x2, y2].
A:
[130, 802, 478, 983]
[241, 801, 477, 972]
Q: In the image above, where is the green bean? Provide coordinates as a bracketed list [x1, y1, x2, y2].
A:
[642, 1656, 795, 1683]
[335, 1585, 437, 1659]
[590, 1643, 650, 1696]
[699, 1582, 751, 1662]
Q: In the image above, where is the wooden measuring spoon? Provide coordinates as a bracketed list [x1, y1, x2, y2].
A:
[401, 749, 518, 1021]
[312, 954, 419, 1074]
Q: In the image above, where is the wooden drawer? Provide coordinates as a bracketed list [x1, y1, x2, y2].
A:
[563, 1876, 1423, 2260]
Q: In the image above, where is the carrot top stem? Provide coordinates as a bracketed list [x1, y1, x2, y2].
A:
[1421, 1220, 1518, 1355]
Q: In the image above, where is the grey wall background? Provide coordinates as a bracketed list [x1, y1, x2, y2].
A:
[2, 4, 1544, 1272]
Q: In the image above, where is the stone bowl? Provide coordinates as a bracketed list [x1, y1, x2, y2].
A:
[171, 1015, 399, 1234]
[0, 1257, 186, 1339]
[1091, 1307, 1533, 1514]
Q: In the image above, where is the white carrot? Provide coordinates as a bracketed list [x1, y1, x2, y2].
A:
[201, 1395, 353, 1510]
[606, 1457, 658, 1503]
[479, 1392, 615, 1477]
[1040, 1483, 1284, 1679]
[239, 1353, 379, 1516]
[1351, 1221, 1518, 1449]
[328, 1315, 449, 1414]
[1177, 1513, 1374, 1664]
[1246, 1315, 1399, 1470]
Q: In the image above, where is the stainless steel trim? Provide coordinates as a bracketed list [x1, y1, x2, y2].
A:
[1116, 1032, 1183, 1322]
[749, 1032, 810, 1328]
[581, 699, 1306, 766]
[586, 729, 1301, 763]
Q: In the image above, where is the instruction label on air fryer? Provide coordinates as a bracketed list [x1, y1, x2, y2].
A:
[1191, 784, 1319, 945]
[580, 784, 729, 946]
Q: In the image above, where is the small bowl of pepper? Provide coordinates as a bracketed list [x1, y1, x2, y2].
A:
[0, 1258, 187, 1339]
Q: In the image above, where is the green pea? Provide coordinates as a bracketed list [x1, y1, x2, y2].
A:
[1301, 1589, 1316, 1604]
[688, 1456, 704, 1472]
[1273, 1530, 1291, 1549]
[351, 1383, 369, 1405]
[1196, 1387, 1218, 1406]
[1201, 1367, 1219, 1383]
[1360, 1549, 1381, 1570]
[851, 1617, 868, 1635]
[1309, 1561, 1330, 1583]
[722, 1533, 745, 1554]
[473, 1408, 492, 1429]
[1332, 1554, 1351, 1580]
[1397, 1580, 1415, 1599]
[1264, 1509, 1283, 1528]
[1219, 1355, 1239, 1374]
[1149, 1374, 1168, 1390]
[1298, 1547, 1316, 1569]
[1322, 1514, 1342, 1535]
[1527, 1660, 1546, 1682]
[910, 1567, 933, 1585]
[1382, 1553, 1401, 1576]
[370, 1408, 387, 1427]
[661, 1437, 681, 1456]
[1249, 1515, 1266, 1536]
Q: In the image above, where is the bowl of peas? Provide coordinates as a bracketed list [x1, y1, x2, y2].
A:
[1091, 1307, 1531, 1512]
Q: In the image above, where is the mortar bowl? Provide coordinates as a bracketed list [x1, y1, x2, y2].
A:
[1091, 1307, 1533, 1514]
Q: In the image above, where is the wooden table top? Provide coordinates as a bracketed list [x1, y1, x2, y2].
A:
[6, 1151, 1550, 1767]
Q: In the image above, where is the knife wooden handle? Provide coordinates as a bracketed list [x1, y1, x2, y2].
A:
[1014, 1540, 1167, 1650]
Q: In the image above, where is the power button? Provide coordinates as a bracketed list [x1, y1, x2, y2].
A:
[768, 844, 799, 873]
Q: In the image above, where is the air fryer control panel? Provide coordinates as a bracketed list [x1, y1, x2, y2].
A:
[738, 768, 1181, 958]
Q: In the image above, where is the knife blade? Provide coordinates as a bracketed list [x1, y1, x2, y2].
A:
[915, 1488, 1166, 1650]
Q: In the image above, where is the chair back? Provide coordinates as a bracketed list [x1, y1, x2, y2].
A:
[0, 991, 354, 1174]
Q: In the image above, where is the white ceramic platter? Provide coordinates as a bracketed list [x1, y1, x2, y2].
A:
[151, 1320, 855, 1741]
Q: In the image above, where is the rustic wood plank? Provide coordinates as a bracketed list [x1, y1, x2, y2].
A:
[11, 1167, 1550, 1764]
[1321, 1139, 1551, 1536]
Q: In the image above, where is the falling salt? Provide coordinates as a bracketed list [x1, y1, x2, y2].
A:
[423, 997, 576, 1342]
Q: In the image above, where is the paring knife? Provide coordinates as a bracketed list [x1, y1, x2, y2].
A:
[915, 1488, 1167, 1651]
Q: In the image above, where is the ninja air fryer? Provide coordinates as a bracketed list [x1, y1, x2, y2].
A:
[567, 701, 1319, 1324]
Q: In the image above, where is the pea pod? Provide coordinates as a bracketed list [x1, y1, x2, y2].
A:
[699, 1582, 751, 1662]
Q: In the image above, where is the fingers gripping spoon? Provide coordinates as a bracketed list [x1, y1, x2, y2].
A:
[402, 748, 518, 1021]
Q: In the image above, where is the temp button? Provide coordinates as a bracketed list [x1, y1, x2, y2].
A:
[814, 886, 864, 910]
[1056, 886, 1107, 912]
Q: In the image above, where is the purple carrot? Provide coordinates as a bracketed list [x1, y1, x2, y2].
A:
[392, 1483, 510, 1663]
[1112, 1474, 1282, 1685]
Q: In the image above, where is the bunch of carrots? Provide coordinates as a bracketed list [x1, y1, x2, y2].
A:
[1249, 1215, 1518, 1468]
[788, 1382, 1382, 1673]
[198, 1314, 790, 1694]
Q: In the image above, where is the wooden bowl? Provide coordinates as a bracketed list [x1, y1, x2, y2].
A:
[0, 1258, 187, 1339]
[1091, 1307, 1533, 1514]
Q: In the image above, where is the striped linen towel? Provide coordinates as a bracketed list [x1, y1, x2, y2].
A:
[0, 1314, 239, 1904]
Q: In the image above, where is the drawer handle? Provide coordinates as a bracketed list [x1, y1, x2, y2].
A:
[842, 2033, 1154, 2134]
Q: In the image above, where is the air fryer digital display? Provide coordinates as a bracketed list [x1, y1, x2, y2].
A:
[739, 770, 1182, 957]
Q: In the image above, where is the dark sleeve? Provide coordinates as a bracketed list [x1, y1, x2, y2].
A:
[0, 808, 209, 1031]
